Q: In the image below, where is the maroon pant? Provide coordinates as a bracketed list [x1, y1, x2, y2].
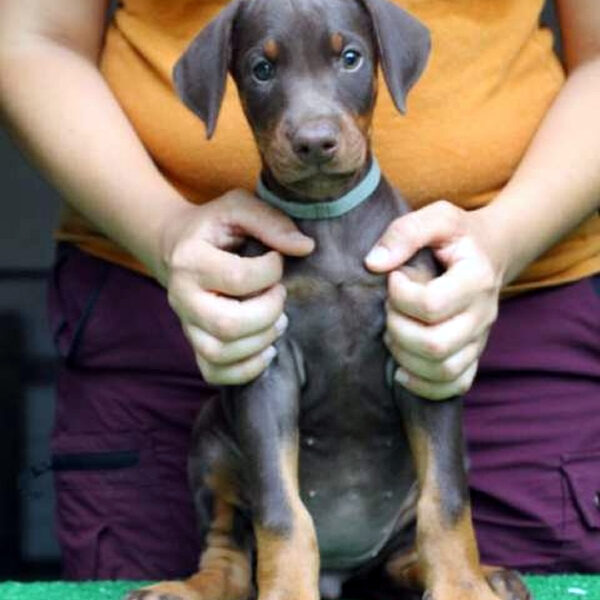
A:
[48, 244, 600, 579]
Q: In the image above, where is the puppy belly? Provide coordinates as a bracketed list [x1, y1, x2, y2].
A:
[299, 442, 416, 570]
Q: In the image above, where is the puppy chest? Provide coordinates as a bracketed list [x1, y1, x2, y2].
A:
[284, 273, 387, 357]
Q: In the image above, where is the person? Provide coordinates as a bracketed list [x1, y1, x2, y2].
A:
[0, 0, 598, 580]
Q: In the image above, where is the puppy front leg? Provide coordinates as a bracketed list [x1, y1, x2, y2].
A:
[231, 344, 319, 600]
[393, 391, 501, 600]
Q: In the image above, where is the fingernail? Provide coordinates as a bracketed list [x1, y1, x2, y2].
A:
[394, 368, 410, 384]
[262, 346, 277, 364]
[274, 313, 289, 335]
[366, 246, 390, 266]
[290, 232, 314, 247]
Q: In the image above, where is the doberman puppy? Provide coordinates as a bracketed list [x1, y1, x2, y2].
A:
[128, 1, 531, 600]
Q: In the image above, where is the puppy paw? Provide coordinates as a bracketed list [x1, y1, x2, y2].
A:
[124, 582, 200, 600]
[486, 568, 531, 600]
[421, 581, 504, 600]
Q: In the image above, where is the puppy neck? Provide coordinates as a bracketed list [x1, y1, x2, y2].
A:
[256, 157, 381, 220]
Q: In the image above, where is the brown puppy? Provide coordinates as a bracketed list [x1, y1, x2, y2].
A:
[126, 1, 531, 600]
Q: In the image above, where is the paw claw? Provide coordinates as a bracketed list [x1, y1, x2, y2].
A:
[123, 593, 149, 600]
[487, 569, 531, 600]
[123, 586, 188, 600]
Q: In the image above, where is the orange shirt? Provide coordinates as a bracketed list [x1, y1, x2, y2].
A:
[56, 0, 600, 294]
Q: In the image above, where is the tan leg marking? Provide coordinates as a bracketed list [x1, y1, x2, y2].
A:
[255, 441, 319, 600]
[125, 499, 251, 600]
[396, 428, 501, 600]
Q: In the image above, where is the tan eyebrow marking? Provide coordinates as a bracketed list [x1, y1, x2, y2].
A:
[263, 39, 279, 61]
[331, 32, 344, 54]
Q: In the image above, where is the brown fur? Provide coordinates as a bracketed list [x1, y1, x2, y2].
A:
[125, 2, 531, 600]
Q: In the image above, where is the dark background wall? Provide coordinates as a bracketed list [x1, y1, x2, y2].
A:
[0, 1, 562, 581]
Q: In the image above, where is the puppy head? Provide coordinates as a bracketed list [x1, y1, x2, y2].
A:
[174, 0, 430, 200]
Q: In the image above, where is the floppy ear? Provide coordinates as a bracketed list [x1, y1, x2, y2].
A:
[173, 0, 242, 138]
[360, 0, 431, 114]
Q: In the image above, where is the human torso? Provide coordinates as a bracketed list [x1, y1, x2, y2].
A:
[57, 0, 600, 293]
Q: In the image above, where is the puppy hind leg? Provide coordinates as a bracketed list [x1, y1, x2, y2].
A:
[124, 497, 252, 600]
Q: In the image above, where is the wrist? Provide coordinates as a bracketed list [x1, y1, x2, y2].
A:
[467, 203, 513, 287]
[143, 198, 198, 288]
[102, 185, 194, 288]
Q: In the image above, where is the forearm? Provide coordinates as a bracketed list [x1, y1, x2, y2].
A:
[480, 57, 600, 285]
[0, 38, 186, 283]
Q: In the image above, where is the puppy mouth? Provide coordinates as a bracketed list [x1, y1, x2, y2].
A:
[293, 166, 358, 182]
[270, 164, 366, 201]
[276, 161, 363, 185]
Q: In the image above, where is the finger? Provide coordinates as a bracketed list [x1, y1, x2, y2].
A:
[196, 243, 285, 296]
[394, 361, 479, 401]
[388, 263, 497, 325]
[185, 314, 288, 366]
[387, 271, 449, 324]
[220, 190, 315, 257]
[385, 306, 488, 362]
[170, 282, 286, 341]
[424, 258, 500, 319]
[385, 335, 482, 384]
[196, 345, 278, 385]
[365, 200, 462, 273]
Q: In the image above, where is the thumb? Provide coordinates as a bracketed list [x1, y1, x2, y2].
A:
[224, 190, 315, 256]
[365, 200, 462, 272]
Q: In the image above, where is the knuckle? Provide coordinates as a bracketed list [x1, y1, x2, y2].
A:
[435, 199, 455, 214]
[434, 200, 464, 234]
[168, 239, 195, 272]
[438, 359, 462, 382]
[435, 199, 460, 221]
[386, 310, 401, 334]
[419, 294, 443, 323]
[212, 313, 240, 340]
[269, 283, 287, 312]
[388, 217, 406, 238]
[235, 360, 265, 385]
[402, 214, 425, 245]
[166, 288, 180, 312]
[195, 357, 218, 383]
[479, 268, 500, 296]
[222, 260, 248, 294]
[456, 368, 477, 396]
[199, 337, 226, 363]
[479, 311, 497, 335]
[455, 378, 473, 396]
[221, 188, 245, 208]
[423, 338, 448, 361]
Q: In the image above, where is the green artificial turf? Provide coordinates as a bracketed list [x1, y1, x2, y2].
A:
[0, 576, 598, 600]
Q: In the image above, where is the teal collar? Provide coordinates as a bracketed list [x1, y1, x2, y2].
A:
[256, 158, 381, 220]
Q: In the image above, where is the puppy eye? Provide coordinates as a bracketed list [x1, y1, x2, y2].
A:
[341, 49, 362, 70]
[252, 59, 275, 82]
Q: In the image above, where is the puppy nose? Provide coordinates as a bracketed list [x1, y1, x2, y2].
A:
[292, 120, 340, 165]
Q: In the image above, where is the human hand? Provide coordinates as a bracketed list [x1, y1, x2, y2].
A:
[365, 201, 506, 400]
[157, 190, 314, 385]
